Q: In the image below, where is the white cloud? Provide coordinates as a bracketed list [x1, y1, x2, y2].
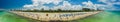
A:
[82, 1, 97, 10]
[82, 1, 94, 6]
[23, 0, 117, 10]
[32, 0, 63, 5]
[52, 1, 82, 10]
[98, 0, 120, 6]
[98, 0, 120, 10]
[23, 0, 64, 10]
[82, 1, 115, 10]
[113, 2, 120, 5]
[23, 0, 82, 10]
[24, 5, 34, 8]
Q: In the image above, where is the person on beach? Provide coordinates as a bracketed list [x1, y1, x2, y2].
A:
[46, 14, 48, 16]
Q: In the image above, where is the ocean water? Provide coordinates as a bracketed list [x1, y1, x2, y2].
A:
[0, 11, 120, 22]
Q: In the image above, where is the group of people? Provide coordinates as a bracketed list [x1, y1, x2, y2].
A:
[12, 11, 88, 21]
[58, 13, 86, 19]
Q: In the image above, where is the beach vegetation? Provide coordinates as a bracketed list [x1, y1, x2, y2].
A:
[11, 8, 103, 12]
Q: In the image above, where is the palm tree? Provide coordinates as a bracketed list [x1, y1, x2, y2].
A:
[41, 8, 44, 11]
[57, 9, 62, 12]
[82, 8, 91, 11]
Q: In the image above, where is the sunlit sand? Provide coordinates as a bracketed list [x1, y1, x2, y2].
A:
[10, 11, 101, 21]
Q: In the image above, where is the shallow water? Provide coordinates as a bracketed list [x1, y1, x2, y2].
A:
[0, 11, 120, 22]
[75, 11, 120, 22]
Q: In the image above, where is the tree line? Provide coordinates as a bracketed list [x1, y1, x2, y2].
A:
[11, 8, 102, 12]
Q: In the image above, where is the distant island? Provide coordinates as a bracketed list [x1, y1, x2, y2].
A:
[0, 9, 5, 12]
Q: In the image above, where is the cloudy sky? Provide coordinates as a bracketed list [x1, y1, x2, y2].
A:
[0, 0, 120, 10]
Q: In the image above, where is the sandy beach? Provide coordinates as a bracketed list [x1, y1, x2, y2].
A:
[10, 11, 101, 21]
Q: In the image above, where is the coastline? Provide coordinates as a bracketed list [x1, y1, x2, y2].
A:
[2, 10, 120, 22]
[9, 11, 102, 21]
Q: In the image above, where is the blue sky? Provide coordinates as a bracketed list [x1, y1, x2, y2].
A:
[0, 0, 120, 10]
[0, 0, 32, 9]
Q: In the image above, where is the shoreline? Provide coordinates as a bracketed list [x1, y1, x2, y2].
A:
[10, 11, 102, 21]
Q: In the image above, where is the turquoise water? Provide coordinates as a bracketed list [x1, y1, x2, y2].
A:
[0, 11, 120, 22]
